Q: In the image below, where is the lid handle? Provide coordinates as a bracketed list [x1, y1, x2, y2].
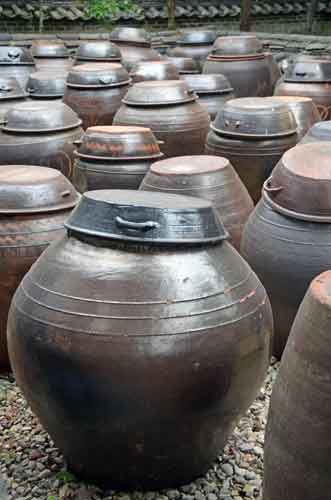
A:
[115, 216, 160, 232]
[264, 177, 283, 193]
[7, 49, 20, 59]
[0, 84, 11, 92]
[99, 76, 114, 84]
[27, 87, 35, 93]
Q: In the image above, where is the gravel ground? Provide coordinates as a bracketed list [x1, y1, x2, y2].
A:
[0, 360, 279, 500]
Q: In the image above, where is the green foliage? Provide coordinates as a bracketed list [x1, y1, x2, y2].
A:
[47, 496, 57, 500]
[55, 470, 76, 484]
[86, 0, 138, 20]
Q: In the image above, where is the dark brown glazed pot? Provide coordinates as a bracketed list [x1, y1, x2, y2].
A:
[181, 74, 235, 120]
[75, 41, 122, 64]
[166, 56, 201, 75]
[140, 155, 253, 250]
[0, 77, 27, 124]
[241, 142, 331, 358]
[265, 52, 281, 92]
[212, 35, 263, 56]
[167, 31, 215, 67]
[263, 270, 331, 500]
[73, 125, 163, 192]
[0, 102, 83, 179]
[205, 97, 298, 203]
[275, 57, 331, 120]
[271, 96, 320, 139]
[7, 189, 272, 488]
[32, 42, 72, 72]
[63, 63, 131, 130]
[110, 27, 161, 71]
[0, 165, 78, 372]
[300, 120, 331, 143]
[0, 46, 36, 88]
[26, 71, 66, 106]
[130, 60, 180, 83]
[114, 80, 210, 158]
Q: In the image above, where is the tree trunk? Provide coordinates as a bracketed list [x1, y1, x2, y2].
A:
[307, 0, 318, 33]
[167, 0, 176, 30]
[39, 0, 44, 33]
[240, 0, 252, 32]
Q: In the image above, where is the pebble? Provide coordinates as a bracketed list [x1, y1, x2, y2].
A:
[0, 363, 278, 499]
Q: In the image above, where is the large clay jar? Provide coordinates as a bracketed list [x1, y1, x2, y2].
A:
[0, 102, 83, 179]
[168, 31, 215, 68]
[203, 36, 272, 98]
[181, 74, 235, 120]
[0, 165, 78, 372]
[241, 142, 331, 358]
[265, 52, 281, 92]
[74, 41, 122, 65]
[205, 97, 298, 203]
[110, 27, 161, 70]
[26, 71, 66, 106]
[129, 60, 180, 83]
[140, 155, 253, 250]
[166, 56, 201, 75]
[32, 42, 72, 72]
[264, 270, 331, 500]
[271, 96, 320, 139]
[63, 63, 131, 130]
[73, 125, 163, 192]
[275, 56, 331, 120]
[0, 77, 27, 124]
[0, 46, 36, 88]
[114, 80, 210, 158]
[7, 189, 273, 489]
[300, 120, 331, 144]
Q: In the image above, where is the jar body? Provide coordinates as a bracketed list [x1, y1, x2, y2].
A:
[64, 85, 129, 130]
[8, 234, 272, 488]
[0, 127, 83, 179]
[115, 43, 161, 70]
[205, 129, 298, 203]
[203, 56, 272, 97]
[73, 157, 153, 192]
[114, 102, 210, 158]
[168, 44, 213, 67]
[275, 79, 331, 120]
[0, 210, 69, 371]
[241, 198, 331, 358]
[35, 58, 73, 72]
[198, 91, 235, 121]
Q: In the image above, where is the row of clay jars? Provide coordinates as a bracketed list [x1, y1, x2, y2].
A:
[241, 142, 331, 358]
[263, 269, 331, 500]
[7, 188, 273, 489]
[0, 165, 79, 371]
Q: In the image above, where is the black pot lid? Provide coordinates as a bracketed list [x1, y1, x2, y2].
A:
[0, 165, 78, 214]
[177, 31, 216, 45]
[2, 101, 82, 133]
[181, 74, 233, 94]
[302, 121, 331, 142]
[211, 35, 263, 56]
[76, 41, 122, 62]
[110, 27, 150, 45]
[26, 71, 67, 98]
[0, 46, 35, 65]
[122, 80, 197, 106]
[284, 57, 331, 83]
[66, 189, 227, 244]
[66, 63, 130, 88]
[212, 97, 297, 138]
[0, 77, 27, 100]
[32, 42, 69, 59]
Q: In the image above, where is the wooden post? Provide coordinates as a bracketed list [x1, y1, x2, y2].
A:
[307, 0, 318, 33]
[167, 0, 176, 30]
[39, 0, 44, 33]
[240, 0, 252, 32]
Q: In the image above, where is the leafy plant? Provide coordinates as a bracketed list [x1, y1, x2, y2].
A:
[55, 470, 76, 484]
[86, 0, 138, 20]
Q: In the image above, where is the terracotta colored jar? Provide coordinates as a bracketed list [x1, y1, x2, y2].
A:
[0, 102, 83, 179]
[8, 189, 272, 488]
[203, 36, 272, 98]
[0, 46, 36, 88]
[140, 155, 253, 250]
[110, 27, 161, 70]
[129, 60, 180, 83]
[300, 120, 331, 143]
[74, 41, 122, 65]
[241, 142, 331, 358]
[32, 42, 72, 72]
[0, 165, 78, 371]
[205, 97, 298, 203]
[168, 31, 215, 68]
[181, 74, 235, 120]
[271, 96, 321, 139]
[275, 56, 331, 120]
[73, 125, 163, 192]
[63, 63, 131, 130]
[263, 270, 331, 500]
[114, 80, 210, 158]
[0, 77, 27, 124]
